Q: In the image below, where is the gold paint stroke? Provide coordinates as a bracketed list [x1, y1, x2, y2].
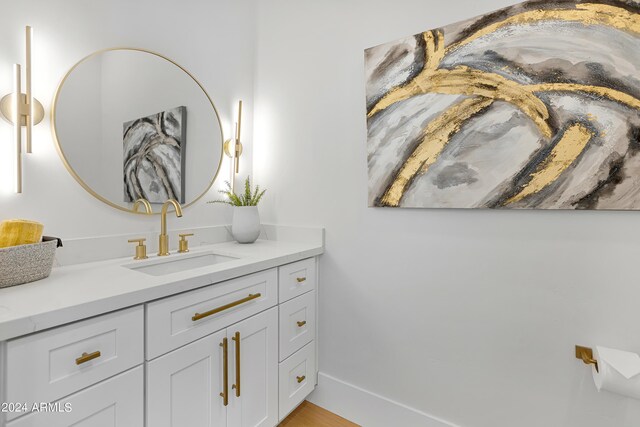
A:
[379, 97, 494, 207]
[528, 83, 640, 110]
[446, 3, 640, 54]
[424, 30, 444, 72]
[368, 66, 552, 137]
[368, 30, 442, 118]
[431, 67, 552, 137]
[505, 124, 595, 205]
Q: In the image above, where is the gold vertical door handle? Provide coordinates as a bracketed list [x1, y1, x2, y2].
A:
[232, 332, 241, 397]
[220, 338, 229, 406]
[296, 375, 306, 383]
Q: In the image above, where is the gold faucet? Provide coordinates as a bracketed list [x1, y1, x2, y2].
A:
[158, 199, 183, 256]
[133, 198, 153, 214]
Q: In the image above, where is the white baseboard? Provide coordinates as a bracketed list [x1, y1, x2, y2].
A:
[307, 372, 461, 427]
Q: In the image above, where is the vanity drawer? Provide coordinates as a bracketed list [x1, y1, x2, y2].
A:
[279, 341, 316, 421]
[7, 366, 144, 427]
[279, 290, 315, 361]
[278, 258, 316, 303]
[5, 306, 143, 421]
[146, 268, 278, 359]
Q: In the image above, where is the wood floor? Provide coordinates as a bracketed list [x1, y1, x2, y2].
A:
[279, 401, 359, 427]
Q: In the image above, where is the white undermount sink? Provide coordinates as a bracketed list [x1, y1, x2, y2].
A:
[125, 252, 238, 276]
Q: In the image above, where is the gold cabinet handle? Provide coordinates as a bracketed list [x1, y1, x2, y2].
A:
[192, 293, 261, 322]
[232, 332, 241, 397]
[296, 375, 306, 383]
[296, 277, 306, 283]
[220, 338, 229, 406]
[296, 320, 307, 327]
[75, 350, 101, 365]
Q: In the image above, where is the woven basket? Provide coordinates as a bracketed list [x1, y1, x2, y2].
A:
[0, 236, 62, 288]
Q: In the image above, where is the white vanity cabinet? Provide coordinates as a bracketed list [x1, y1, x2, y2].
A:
[0, 256, 319, 427]
[147, 308, 278, 427]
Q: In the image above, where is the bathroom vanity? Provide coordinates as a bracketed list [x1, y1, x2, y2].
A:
[0, 29, 324, 427]
[0, 229, 322, 427]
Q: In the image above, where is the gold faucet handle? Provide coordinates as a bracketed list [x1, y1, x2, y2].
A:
[178, 233, 194, 253]
[127, 238, 148, 260]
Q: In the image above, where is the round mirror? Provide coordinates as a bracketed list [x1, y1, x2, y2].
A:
[52, 48, 223, 213]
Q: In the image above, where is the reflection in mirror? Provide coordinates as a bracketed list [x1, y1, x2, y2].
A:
[53, 49, 223, 213]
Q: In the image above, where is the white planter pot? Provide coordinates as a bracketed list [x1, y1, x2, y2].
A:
[231, 206, 261, 244]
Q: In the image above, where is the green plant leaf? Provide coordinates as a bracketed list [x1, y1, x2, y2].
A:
[207, 175, 266, 206]
[244, 177, 251, 206]
[254, 189, 266, 205]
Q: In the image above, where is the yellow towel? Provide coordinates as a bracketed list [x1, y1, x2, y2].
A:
[0, 219, 44, 249]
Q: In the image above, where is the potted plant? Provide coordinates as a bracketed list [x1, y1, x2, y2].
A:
[209, 177, 266, 243]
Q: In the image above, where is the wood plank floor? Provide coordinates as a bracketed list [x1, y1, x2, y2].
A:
[279, 401, 359, 427]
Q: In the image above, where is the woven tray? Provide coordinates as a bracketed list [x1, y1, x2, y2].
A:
[0, 236, 62, 288]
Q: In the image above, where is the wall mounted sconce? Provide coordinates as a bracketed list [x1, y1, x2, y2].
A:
[223, 100, 243, 189]
[0, 26, 44, 193]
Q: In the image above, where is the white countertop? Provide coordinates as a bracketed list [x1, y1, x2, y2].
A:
[0, 239, 323, 341]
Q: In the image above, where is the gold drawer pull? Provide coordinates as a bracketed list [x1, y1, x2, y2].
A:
[75, 351, 101, 365]
[296, 375, 306, 383]
[296, 277, 306, 283]
[296, 320, 307, 327]
[192, 293, 262, 322]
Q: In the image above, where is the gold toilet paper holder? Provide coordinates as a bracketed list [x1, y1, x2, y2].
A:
[576, 345, 599, 373]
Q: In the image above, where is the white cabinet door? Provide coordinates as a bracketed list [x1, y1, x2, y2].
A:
[147, 330, 227, 427]
[227, 307, 278, 427]
[7, 366, 143, 427]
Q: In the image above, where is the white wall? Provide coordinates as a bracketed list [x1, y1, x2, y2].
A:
[0, 0, 257, 239]
[253, 1, 640, 426]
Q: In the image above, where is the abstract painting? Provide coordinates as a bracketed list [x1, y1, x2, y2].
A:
[123, 106, 186, 204]
[365, 1, 640, 209]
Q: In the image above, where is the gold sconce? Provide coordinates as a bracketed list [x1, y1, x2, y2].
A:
[223, 100, 243, 188]
[0, 26, 44, 193]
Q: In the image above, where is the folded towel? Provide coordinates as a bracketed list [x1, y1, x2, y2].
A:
[0, 219, 44, 249]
